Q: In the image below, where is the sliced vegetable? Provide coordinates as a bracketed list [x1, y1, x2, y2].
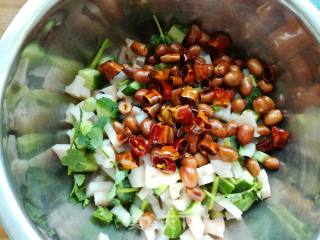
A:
[93, 207, 113, 223]
[78, 68, 101, 90]
[111, 205, 132, 227]
[122, 81, 143, 96]
[61, 149, 98, 174]
[164, 207, 183, 238]
[168, 24, 187, 44]
[218, 178, 236, 194]
[96, 97, 119, 120]
[89, 38, 112, 69]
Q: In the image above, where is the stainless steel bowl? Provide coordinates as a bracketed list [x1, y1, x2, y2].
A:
[1, 0, 320, 239]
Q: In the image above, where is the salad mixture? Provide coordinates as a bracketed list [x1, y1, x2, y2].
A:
[52, 16, 290, 240]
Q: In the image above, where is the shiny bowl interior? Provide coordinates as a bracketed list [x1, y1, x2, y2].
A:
[1, 0, 320, 239]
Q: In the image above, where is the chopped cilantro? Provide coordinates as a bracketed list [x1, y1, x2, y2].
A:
[70, 174, 91, 207]
[96, 97, 119, 121]
[93, 207, 113, 223]
[245, 87, 261, 109]
[150, 15, 172, 47]
[61, 149, 98, 174]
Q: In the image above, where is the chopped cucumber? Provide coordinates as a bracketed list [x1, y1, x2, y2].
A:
[164, 207, 183, 238]
[17, 133, 55, 159]
[121, 81, 142, 96]
[223, 136, 239, 149]
[218, 178, 236, 194]
[154, 184, 168, 196]
[168, 24, 187, 44]
[253, 151, 270, 163]
[78, 68, 101, 90]
[82, 97, 96, 112]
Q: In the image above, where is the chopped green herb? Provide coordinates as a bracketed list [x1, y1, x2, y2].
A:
[245, 87, 261, 109]
[96, 97, 119, 121]
[150, 15, 172, 47]
[61, 149, 98, 174]
[70, 174, 90, 207]
[93, 207, 113, 223]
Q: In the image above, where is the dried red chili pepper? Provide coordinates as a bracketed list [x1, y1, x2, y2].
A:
[149, 124, 175, 145]
[152, 156, 176, 174]
[207, 33, 232, 53]
[262, 64, 277, 83]
[152, 146, 180, 161]
[174, 138, 189, 154]
[194, 63, 213, 82]
[117, 127, 132, 144]
[170, 105, 194, 125]
[198, 134, 219, 155]
[272, 127, 289, 149]
[129, 135, 150, 157]
[182, 64, 195, 85]
[256, 138, 274, 152]
[161, 81, 172, 100]
[116, 151, 138, 170]
[212, 87, 235, 106]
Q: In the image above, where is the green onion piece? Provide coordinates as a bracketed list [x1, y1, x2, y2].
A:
[89, 38, 112, 69]
[168, 24, 187, 44]
[141, 200, 149, 211]
[117, 79, 131, 89]
[116, 187, 139, 194]
[122, 81, 143, 96]
[153, 15, 165, 38]
[218, 178, 236, 194]
[253, 150, 270, 163]
[207, 176, 220, 210]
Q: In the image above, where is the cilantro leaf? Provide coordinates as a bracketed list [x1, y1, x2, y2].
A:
[70, 174, 90, 207]
[106, 169, 128, 202]
[87, 127, 104, 151]
[95, 116, 109, 129]
[245, 87, 261, 109]
[93, 207, 113, 223]
[96, 97, 118, 120]
[61, 149, 98, 174]
[74, 174, 85, 186]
